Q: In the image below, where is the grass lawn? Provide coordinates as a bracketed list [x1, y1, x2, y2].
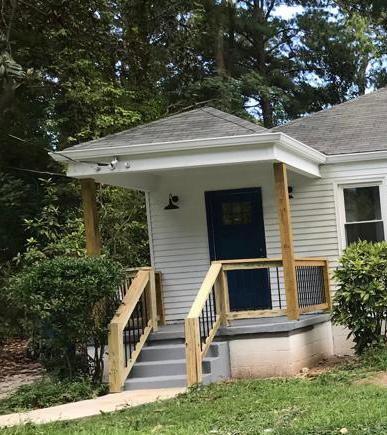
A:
[3, 349, 387, 435]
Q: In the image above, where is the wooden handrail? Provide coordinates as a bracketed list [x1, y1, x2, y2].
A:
[108, 268, 158, 393]
[185, 263, 223, 386]
[111, 271, 150, 329]
[187, 263, 222, 318]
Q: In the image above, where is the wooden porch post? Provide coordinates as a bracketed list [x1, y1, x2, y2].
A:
[273, 163, 299, 320]
[80, 178, 101, 255]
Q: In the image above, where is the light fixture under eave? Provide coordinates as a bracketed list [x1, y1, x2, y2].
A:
[164, 194, 179, 210]
[288, 186, 294, 199]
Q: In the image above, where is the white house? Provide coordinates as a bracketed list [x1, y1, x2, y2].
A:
[51, 87, 387, 392]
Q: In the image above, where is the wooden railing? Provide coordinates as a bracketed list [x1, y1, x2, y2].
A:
[185, 263, 226, 386]
[185, 257, 331, 386]
[295, 258, 331, 314]
[108, 267, 158, 392]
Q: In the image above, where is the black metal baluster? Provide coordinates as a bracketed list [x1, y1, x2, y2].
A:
[200, 308, 206, 350]
[276, 267, 282, 309]
[204, 299, 210, 338]
[135, 302, 141, 340]
[140, 294, 146, 333]
[142, 292, 148, 326]
[208, 289, 214, 326]
[128, 316, 134, 360]
[212, 288, 217, 318]
[123, 324, 128, 367]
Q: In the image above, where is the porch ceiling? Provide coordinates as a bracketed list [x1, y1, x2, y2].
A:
[51, 132, 326, 190]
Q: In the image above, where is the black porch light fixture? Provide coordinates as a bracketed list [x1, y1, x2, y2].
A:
[288, 186, 294, 199]
[164, 194, 179, 210]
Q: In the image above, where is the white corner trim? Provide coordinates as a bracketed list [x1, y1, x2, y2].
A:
[49, 132, 326, 165]
[326, 150, 387, 164]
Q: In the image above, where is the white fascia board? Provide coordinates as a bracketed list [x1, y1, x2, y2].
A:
[276, 133, 326, 164]
[50, 134, 277, 162]
[326, 150, 387, 164]
[273, 145, 321, 178]
[50, 132, 326, 165]
[67, 144, 276, 177]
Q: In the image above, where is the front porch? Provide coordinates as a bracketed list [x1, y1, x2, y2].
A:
[52, 112, 334, 392]
[78, 156, 333, 392]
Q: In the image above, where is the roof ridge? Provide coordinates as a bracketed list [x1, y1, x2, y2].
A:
[272, 86, 387, 131]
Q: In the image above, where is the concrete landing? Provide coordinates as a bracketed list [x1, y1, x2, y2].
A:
[0, 388, 186, 428]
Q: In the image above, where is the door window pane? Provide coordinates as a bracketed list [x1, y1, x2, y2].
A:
[345, 221, 385, 245]
[344, 186, 381, 222]
[222, 201, 252, 225]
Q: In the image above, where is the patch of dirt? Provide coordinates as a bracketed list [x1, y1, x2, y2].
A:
[297, 355, 357, 379]
[356, 372, 387, 387]
[0, 339, 43, 399]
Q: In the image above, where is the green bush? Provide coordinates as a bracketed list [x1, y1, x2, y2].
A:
[0, 377, 107, 415]
[9, 255, 124, 382]
[332, 241, 387, 354]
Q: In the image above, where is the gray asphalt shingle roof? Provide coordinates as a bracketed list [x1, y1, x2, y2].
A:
[272, 86, 387, 155]
[64, 87, 387, 156]
[66, 106, 267, 151]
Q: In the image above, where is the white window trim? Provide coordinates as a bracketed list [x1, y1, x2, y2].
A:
[334, 179, 387, 254]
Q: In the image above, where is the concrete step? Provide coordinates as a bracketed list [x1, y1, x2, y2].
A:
[124, 373, 212, 390]
[131, 357, 215, 378]
[138, 344, 185, 362]
[138, 342, 220, 362]
[121, 325, 231, 390]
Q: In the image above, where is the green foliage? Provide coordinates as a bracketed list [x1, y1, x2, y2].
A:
[99, 186, 150, 267]
[14, 178, 149, 269]
[0, 377, 107, 415]
[9, 255, 124, 382]
[0, 172, 34, 263]
[18, 178, 85, 266]
[332, 241, 387, 354]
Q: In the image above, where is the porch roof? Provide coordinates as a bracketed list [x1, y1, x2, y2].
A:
[50, 108, 326, 185]
[60, 107, 268, 153]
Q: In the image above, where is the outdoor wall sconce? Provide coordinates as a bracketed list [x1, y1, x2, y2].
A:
[164, 194, 179, 210]
[288, 186, 294, 199]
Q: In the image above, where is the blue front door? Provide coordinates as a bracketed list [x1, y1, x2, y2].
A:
[205, 188, 271, 311]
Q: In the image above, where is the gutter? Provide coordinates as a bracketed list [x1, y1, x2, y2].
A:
[326, 150, 387, 164]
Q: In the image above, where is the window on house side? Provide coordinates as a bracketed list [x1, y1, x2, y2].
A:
[343, 185, 385, 245]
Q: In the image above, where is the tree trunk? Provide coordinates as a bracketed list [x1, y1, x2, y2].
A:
[261, 95, 274, 128]
[253, 1, 274, 128]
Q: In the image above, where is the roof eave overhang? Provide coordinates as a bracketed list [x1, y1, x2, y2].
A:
[50, 132, 326, 183]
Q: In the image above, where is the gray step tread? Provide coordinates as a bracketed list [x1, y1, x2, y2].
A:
[143, 344, 185, 351]
[126, 374, 186, 383]
[125, 373, 211, 385]
[135, 357, 217, 367]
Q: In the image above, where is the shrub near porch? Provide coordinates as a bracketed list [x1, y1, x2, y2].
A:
[332, 241, 387, 354]
[8, 255, 124, 382]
